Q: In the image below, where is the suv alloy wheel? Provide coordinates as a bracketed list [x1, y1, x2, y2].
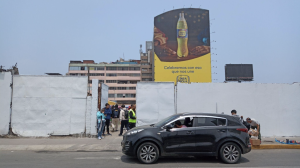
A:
[137, 142, 159, 164]
[219, 142, 241, 164]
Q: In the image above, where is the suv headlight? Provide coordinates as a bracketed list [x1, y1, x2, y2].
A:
[126, 129, 144, 135]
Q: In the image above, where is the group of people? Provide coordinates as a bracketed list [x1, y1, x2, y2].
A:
[231, 109, 261, 140]
[96, 103, 137, 140]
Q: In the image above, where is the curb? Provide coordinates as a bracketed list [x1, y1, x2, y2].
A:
[252, 144, 300, 149]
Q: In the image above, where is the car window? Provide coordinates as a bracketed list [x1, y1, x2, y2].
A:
[195, 117, 226, 127]
[218, 118, 226, 126]
[227, 119, 241, 126]
[169, 117, 194, 128]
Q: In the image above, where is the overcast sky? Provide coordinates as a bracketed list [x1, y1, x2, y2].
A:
[1, 0, 299, 83]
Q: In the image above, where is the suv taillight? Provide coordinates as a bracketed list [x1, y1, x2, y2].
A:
[236, 128, 248, 133]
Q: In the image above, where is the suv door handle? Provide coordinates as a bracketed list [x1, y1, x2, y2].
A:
[186, 131, 194, 135]
[218, 130, 226, 132]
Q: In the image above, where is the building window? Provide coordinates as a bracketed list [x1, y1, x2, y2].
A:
[129, 87, 136, 90]
[69, 67, 80, 70]
[88, 80, 92, 84]
[142, 59, 148, 62]
[142, 78, 152, 81]
[89, 67, 95, 70]
[96, 67, 105, 70]
[117, 94, 124, 98]
[118, 81, 127, 84]
[80, 74, 86, 76]
[129, 81, 137, 84]
[109, 87, 116, 90]
[142, 73, 152, 76]
[70, 73, 78, 76]
[99, 80, 104, 83]
[125, 94, 136, 98]
[142, 68, 147, 71]
[129, 67, 140, 71]
[141, 63, 150, 65]
[117, 73, 140, 77]
[108, 94, 115, 98]
[118, 67, 128, 71]
[106, 67, 118, 71]
[106, 73, 117, 76]
[90, 73, 104, 76]
[106, 80, 117, 83]
[131, 73, 140, 76]
[80, 67, 87, 70]
[117, 87, 127, 90]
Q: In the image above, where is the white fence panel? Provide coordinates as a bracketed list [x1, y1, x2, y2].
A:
[11, 76, 88, 137]
[0, 72, 12, 135]
[177, 83, 300, 137]
[136, 82, 175, 126]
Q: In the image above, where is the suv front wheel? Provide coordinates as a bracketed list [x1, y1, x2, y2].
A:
[219, 142, 241, 164]
[137, 142, 159, 164]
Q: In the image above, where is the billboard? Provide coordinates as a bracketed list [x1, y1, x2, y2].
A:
[225, 64, 253, 81]
[153, 8, 211, 83]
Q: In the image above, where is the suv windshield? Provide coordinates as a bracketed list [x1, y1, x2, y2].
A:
[154, 115, 179, 127]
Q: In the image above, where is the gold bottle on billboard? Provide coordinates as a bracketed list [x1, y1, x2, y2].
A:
[177, 12, 188, 57]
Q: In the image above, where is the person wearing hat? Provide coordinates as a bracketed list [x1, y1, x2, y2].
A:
[111, 104, 120, 132]
[103, 103, 112, 136]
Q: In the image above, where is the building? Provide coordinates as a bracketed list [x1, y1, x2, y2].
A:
[140, 41, 153, 81]
[67, 41, 154, 105]
[68, 59, 141, 105]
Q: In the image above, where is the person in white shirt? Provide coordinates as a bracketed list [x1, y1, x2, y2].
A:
[247, 117, 261, 140]
[118, 104, 129, 136]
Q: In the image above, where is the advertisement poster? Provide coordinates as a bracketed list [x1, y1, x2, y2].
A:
[153, 8, 211, 83]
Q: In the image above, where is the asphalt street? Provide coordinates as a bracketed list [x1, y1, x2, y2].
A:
[0, 149, 299, 168]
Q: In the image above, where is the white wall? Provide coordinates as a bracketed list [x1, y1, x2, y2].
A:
[11, 76, 88, 137]
[136, 82, 175, 126]
[177, 83, 300, 137]
[0, 72, 12, 135]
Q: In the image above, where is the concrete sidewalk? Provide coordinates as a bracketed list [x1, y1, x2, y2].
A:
[1, 132, 300, 151]
[0, 131, 123, 152]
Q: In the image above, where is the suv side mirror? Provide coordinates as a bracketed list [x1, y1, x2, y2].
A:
[165, 125, 173, 131]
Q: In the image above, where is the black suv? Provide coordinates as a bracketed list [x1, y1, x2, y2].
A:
[121, 113, 251, 164]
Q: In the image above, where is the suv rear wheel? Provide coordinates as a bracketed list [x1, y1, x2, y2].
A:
[219, 142, 241, 164]
[137, 142, 159, 164]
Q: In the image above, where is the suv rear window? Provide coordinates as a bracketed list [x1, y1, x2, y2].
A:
[195, 117, 226, 126]
[227, 119, 242, 126]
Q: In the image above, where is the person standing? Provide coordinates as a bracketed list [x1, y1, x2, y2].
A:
[128, 104, 136, 129]
[103, 103, 112, 136]
[97, 108, 106, 140]
[111, 104, 120, 132]
[119, 104, 129, 136]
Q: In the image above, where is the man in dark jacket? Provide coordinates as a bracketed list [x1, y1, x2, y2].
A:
[103, 103, 112, 136]
[111, 104, 120, 132]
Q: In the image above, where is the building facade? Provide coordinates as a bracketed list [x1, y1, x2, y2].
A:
[67, 41, 154, 105]
[68, 59, 140, 105]
[140, 41, 153, 81]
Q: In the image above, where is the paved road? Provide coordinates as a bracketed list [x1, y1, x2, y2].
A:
[0, 149, 299, 168]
